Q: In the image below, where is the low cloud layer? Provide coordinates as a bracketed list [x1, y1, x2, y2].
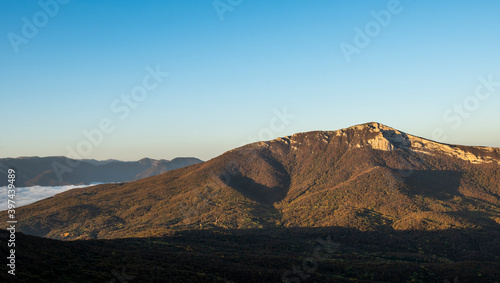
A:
[1, 184, 101, 210]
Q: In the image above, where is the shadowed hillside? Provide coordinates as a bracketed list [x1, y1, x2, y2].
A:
[1, 227, 499, 282]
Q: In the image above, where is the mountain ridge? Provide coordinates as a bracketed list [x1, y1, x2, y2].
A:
[5, 122, 500, 240]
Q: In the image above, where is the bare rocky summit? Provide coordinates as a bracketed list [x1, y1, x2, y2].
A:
[306, 122, 500, 164]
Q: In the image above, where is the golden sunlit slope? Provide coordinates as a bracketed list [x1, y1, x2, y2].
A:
[8, 123, 500, 240]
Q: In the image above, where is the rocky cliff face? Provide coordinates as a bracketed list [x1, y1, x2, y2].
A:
[273, 122, 500, 165]
[358, 122, 500, 164]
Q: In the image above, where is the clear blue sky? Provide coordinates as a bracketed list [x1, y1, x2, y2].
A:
[1, 0, 499, 161]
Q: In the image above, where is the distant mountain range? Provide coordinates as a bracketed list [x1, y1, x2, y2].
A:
[0, 156, 203, 187]
[9, 122, 500, 240]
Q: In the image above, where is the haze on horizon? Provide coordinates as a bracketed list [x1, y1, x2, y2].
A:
[1, 0, 499, 161]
